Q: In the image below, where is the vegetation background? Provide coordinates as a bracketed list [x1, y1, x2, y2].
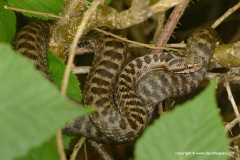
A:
[0, 0, 240, 160]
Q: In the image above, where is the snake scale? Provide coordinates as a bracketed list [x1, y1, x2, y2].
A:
[13, 21, 222, 144]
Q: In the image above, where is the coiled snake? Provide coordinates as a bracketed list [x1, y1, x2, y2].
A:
[13, 21, 222, 144]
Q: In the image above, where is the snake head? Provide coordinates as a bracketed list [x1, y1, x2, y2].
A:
[167, 53, 205, 73]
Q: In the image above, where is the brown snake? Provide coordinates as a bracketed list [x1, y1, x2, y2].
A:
[13, 21, 222, 144]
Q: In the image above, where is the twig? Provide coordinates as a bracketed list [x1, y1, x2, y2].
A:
[231, 134, 240, 143]
[56, 130, 67, 160]
[129, 43, 186, 49]
[224, 78, 240, 128]
[94, 28, 182, 51]
[72, 66, 91, 74]
[89, 140, 114, 160]
[211, 2, 240, 29]
[151, 0, 190, 53]
[4, 5, 70, 20]
[150, 0, 182, 13]
[152, 12, 166, 44]
[231, 67, 240, 84]
[225, 117, 240, 131]
[68, 138, 114, 160]
[70, 137, 86, 160]
[217, 68, 240, 84]
[224, 79, 239, 116]
[158, 102, 164, 115]
[84, 142, 88, 160]
[93, 0, 180, 29]
[61, 0, 103, 95]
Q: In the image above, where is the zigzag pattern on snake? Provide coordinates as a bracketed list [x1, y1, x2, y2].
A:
[13, 21, 222, 144]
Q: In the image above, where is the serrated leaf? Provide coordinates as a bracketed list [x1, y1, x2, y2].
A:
[7, 0, 64, 20]
[135, 79, 230, 160]
[0, 43, 94, 160]
[47, 50, 82, 102]
[0, 1, 16, 43]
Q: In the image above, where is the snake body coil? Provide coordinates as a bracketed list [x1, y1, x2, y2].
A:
[13, 22, 52, 81]
[14, 22, 221, 144]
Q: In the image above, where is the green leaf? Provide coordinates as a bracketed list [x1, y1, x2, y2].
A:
[88, 0, 111, 4]
[0, 0, 16, 43]
[135, 79, 230, 160]
[7, 0, 64, 20]
[105, 0, 111, 4]
[47, 50, 82, 102]
[0, 43, 94, 160]
[17, 139, 59, 160]
[62, 134, 78, 149]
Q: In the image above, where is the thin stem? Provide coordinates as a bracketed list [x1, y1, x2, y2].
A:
[61, 0, 103, 95]
[4, 5, 70, 20]
[211, 2, 240, 28]
[224, 78, 240, 130]
[152, 12, 166, 44]
[89, 140, 113, 160]
[225, 117, 240, 131]
[56, 130, 67, 160]
[84, 142, 88, 160]
[151, 0, 190, 53]
[224, 79, 240, 117]
[70, 137, 86, 160]
[94, 28, 181, 51]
